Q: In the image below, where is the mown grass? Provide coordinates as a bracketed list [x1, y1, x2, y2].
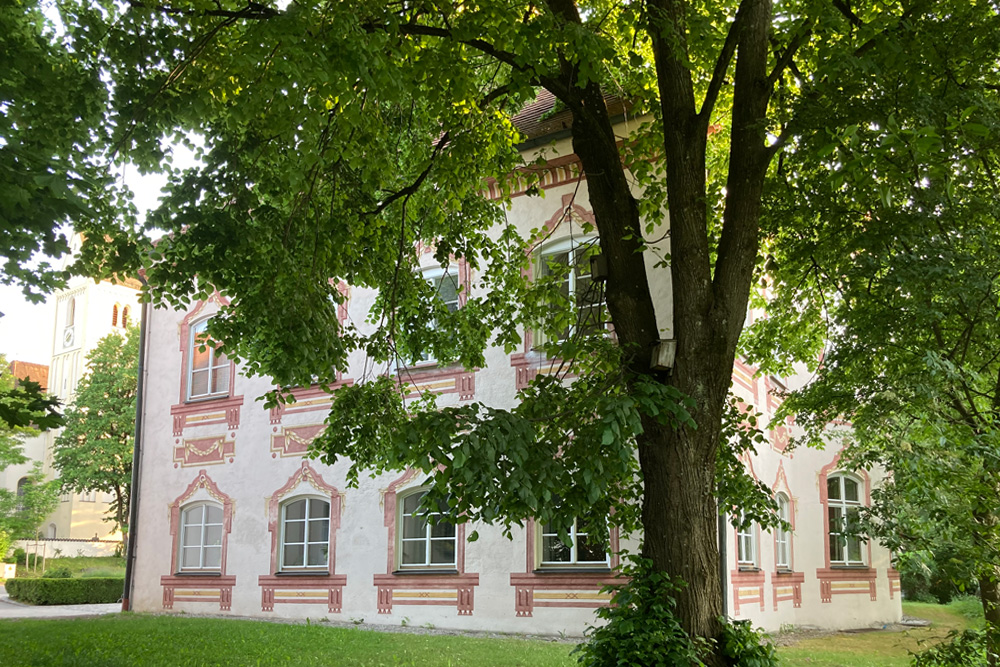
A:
[0, 597, 980, 666]
[0, 614, 576, 667]
[14, 557, 125, 580]
[777, 598, 981, 667]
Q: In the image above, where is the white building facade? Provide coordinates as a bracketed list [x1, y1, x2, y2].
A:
[129, 128, 901, 634]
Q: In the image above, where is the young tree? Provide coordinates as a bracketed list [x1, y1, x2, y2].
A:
[53, 328, 139, 539]
[15, 0, 998, 658]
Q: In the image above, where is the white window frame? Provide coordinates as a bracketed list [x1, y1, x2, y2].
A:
[827, 473, 866, 566]
[279, 496, 331, 571]
[775, 493, 792, 570]
[178, 502, 224, 572]
[538, 517, 610, 568]
[736, 512, 758, 568]
[405, 266, 461, 367]
[396, 488, 457, 570]
[536, 236, 604, 344]
[188, 319, 230, 400]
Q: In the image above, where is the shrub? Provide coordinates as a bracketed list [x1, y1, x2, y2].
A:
[42, 567, 72, 579]
[5, 577, 123, 605]
[0, 530, 10, 562]
[948, 594, 985, 627]
[574, 556, 778, 667]
[911, 628, 991, 666]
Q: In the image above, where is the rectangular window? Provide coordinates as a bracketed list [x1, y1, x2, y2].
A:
[736, 513, 757, 568]
[775, 494, 791, 569]
[828, 475, 865, 566]
[408, 268, 461, 366]
[539, 518, 608, 567]
[189, 319, 230, 399]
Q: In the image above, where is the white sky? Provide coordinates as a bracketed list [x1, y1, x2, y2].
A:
[0, 167, 176, 365]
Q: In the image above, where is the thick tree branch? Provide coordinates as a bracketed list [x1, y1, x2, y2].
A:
[127, 0, 278, 20]
[698, 2, 747, 122]
[768, 19, 813, 86]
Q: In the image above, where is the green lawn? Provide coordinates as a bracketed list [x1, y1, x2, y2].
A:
[0, 615, 577, 667]
[13, 556, 125, 580]
[778, 600, 979, 667]
[0, 599, 978, 666]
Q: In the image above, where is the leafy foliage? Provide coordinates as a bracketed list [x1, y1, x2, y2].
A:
[0, 463, 59, 540]
[911, 628, 993, 667]
[54, 327, 139, 537]
[574, 556, 709, 667]
[4, 577, 124, 605]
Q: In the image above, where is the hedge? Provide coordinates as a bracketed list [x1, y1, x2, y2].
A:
[5, 577, 123, 605]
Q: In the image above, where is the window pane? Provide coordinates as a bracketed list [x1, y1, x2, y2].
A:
[183, 505, 204, 525]
[542, 535, 571, 562]
[182, 525, 202, 548]
[204, 525, 223, 547]
[543, 251, 570, 275]
[430, 539, 455, 565]
[203, 546, 221, 569]
[307, 544, 328, 567]
[190, 369, 209, 397]
[211, 365, 230, 394]
[402, 515, 427, 540]
[309, 500, 330, 519]
[436, 274, 460, 311]
[844, 478, 859, 502]
[402, 493, 423, 515]
[285, 521, 305, 544]
[283, 544, 304, 568]
[430, 521, 455, 538]
[827, 477, 841, 500]
[830, 535, 844, 563]
[576, 534, 607, 563]
[285, 499, 306, 521]
[401, 540, 426, 566]
[206, 505, 223, 524]
[848, 536, 863, 563]
[191, 340, 211, 370]
[181, 546, 201, 568]
[308, 519, 329, 543]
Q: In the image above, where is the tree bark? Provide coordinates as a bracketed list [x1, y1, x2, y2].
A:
[979, 568, 1000, 667]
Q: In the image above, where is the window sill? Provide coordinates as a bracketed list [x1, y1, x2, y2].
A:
[830, 564, 870, 570]
[185, 393, 232, 404]
[392, 569, 460, 576]
[738, 566, 761, 573]
[276, 570, 330, 577]
[774, 568, 796, 575]
[173, 571, 222, 577]
[533, 567, 612, 575]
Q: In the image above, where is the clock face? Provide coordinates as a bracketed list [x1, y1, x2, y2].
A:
[63, 327, 74, 348]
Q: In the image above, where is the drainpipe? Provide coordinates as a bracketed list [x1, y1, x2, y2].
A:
[121, 280, 149, 612]
[719, 507, 728, 619]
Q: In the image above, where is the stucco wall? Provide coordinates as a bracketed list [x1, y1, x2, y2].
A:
[130, 137, 900, 634]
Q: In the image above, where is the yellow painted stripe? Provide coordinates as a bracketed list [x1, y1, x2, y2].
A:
[533, 592, 612, 601]
[776, 587, 794, 596]
[392, 591, 457, 599]
[173, 590, 218, 597]
[274, 592, 328, 599]
[187, 413, 225, 423]
[831, 582, 869, 591]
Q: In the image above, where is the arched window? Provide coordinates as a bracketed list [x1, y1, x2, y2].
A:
[47, 523, 57, 539]
[122, 306, 130, 329]
[178, 502, 224, 571]
[188, 319, 230, 399]
[279, 496, 330, 571]
[827, 473, 865, 566]
[112, 304, 119, 327]
[397, 488, 456, 570]
[775, 493, 792, 570]
[16, 477, 28, 497]
[536, 236, 605, 343]
[736, 511, 758, 568]
[66, 297, 75, 327]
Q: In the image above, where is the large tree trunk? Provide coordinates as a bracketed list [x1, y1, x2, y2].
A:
[979, 568, 1000, 667]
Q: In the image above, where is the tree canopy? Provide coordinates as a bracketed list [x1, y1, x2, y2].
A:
[7, 0, 1000, 659]
[54, 327, 139, 538]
